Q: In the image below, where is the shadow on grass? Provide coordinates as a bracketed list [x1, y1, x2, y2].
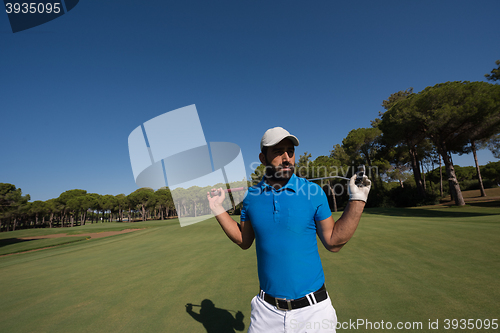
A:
[0, 238, 36, 248]
[365, 207, 499, 219]
[185, 299, 245, 333]
[467, 201, 500, 208]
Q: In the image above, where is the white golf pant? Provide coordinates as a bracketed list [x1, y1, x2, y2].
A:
[248, 292, 337, 333]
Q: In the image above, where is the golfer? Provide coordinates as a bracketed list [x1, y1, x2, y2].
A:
[207, 127, 371, 333]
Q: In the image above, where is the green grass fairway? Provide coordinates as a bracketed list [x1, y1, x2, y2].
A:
[0, 207, 499, 332]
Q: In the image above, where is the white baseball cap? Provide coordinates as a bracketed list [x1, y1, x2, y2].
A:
[260, 127, 299, 151]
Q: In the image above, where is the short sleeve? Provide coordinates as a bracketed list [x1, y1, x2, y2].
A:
[310, 183, 332, 221]
[240, 195, 250, 221]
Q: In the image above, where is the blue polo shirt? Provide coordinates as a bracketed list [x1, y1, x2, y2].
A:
[240, 174, 332, 299]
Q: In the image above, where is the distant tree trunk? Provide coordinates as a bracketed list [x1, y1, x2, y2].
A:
[12, 217, 17, 231]
[439, 154, 443, 197]
[409, 145, 426, 198]
[428, 175, 435, 195]
[332, 188, 337, 212]
[471, 141, 486, 197]
[439, 147, 465, 206]
[421, 161, 426, 190]
[323, 183, 337, 213]
[141, 204, 146, 221]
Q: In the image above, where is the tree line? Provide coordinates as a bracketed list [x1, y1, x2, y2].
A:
[0, 179, 249, 233]
[0, 186, 170, 232]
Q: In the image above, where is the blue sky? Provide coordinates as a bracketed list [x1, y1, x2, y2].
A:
[1, 0, 499, 201]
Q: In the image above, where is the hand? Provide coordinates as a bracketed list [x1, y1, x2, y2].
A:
[207, 187, 226, 216]
[185, 303, 193, 312]
[348, 174, 371, 202]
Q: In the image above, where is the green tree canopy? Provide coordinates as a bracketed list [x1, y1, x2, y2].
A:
[342, 127, 382, 167]
[485, 60, 500, 82]
[486, 134, 500, 159]
[0, 183, 30, 216]
[129, 188, 154, 221]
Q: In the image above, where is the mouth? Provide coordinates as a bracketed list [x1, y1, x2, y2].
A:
[265, 163, 295, 179]
[277, 165, 294, 173]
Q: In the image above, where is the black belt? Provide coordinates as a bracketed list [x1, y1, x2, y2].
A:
[260, 285, 328, 311]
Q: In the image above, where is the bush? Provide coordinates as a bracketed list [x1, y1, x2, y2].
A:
[366, 186, 395, 208]
[459, 179, 498, 191]
[481, 161, 500, 184]
[385, 185, 439, 207]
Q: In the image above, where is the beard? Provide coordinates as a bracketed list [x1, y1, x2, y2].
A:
[264, 161, 295, 181]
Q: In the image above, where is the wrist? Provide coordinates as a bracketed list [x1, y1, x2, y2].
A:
[211, 205, 226, 216]
[346, 200, 366, 211]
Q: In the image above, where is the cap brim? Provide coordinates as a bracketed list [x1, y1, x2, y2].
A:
[286, 135, 299, 146]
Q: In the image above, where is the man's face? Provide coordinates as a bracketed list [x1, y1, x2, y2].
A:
[260, 138, 296, 180]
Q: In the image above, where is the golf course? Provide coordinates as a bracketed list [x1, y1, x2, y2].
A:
[0, 203, 499, 332]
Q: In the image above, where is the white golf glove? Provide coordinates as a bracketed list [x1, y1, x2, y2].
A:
[348, 174, 371, 202]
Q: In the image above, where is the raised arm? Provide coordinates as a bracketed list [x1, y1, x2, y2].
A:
[316, 175, 371, 252]
[207, 188, 255, 250]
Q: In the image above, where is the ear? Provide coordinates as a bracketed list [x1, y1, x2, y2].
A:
[259, 152, 266, 165]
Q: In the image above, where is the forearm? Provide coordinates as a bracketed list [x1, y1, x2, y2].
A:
[213, 209, 245, 246]
[208, 189, 254, 249]
[329, 200, 365, 250]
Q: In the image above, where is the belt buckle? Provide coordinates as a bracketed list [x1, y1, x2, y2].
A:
[275, 297, 292, 311]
